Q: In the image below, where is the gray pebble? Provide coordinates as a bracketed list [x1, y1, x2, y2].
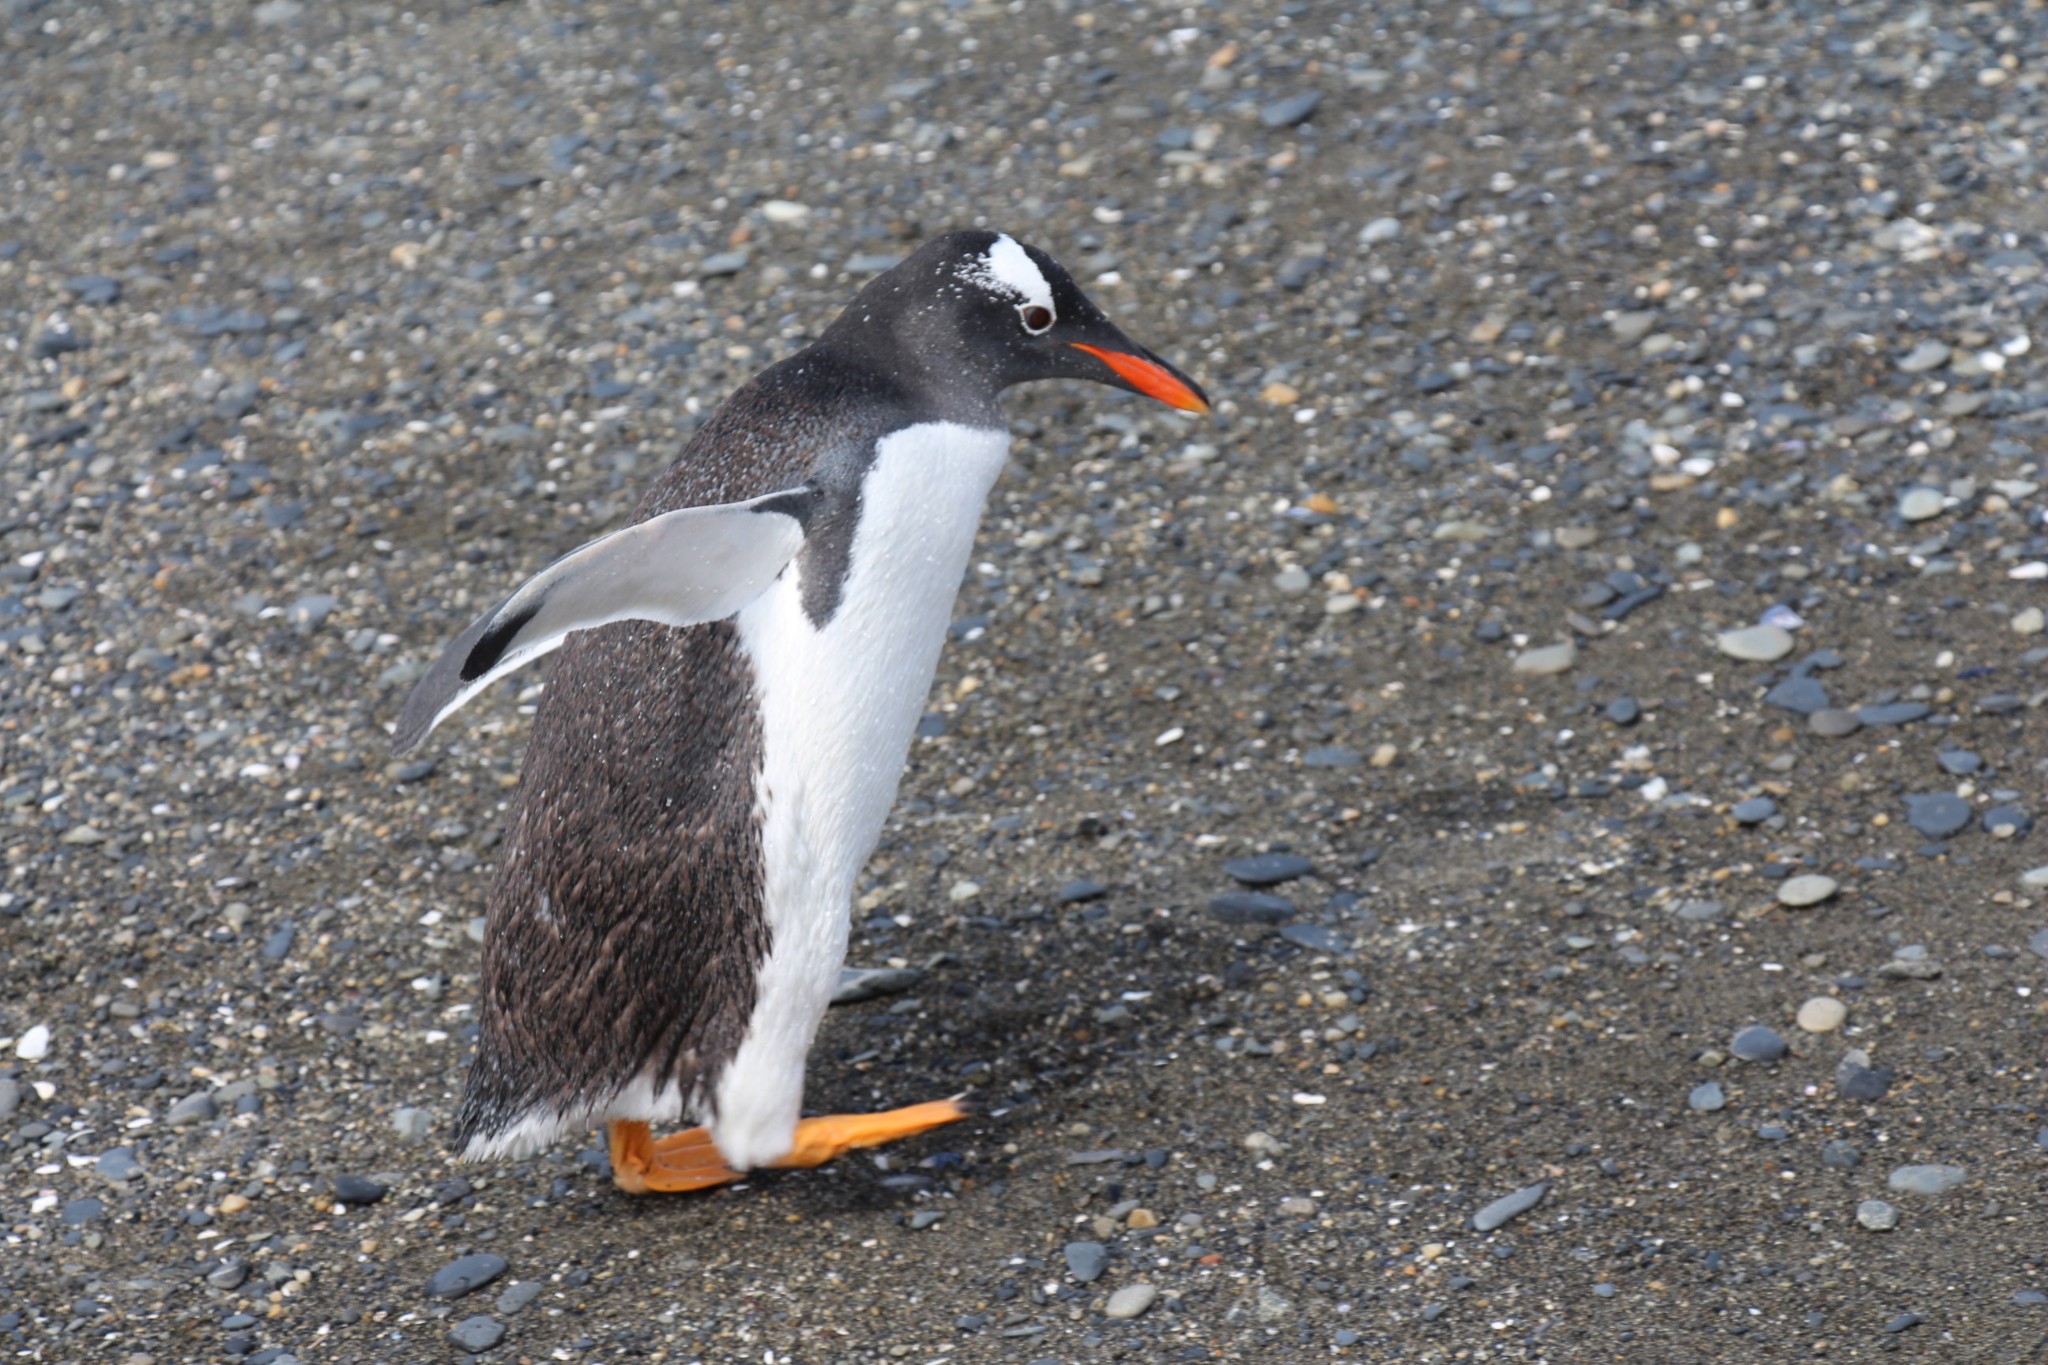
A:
[392, 1106, 432, 1142]
[906, 1209, 944, 1231]
[1358, 217, 1401, 246]
[449, 1315, 506, 1352]
[429, 1254, 509, 1300]
[1897, 342, 1950, 375]
[1279, 924, 1349, 955]
[166, 1091, 217, 1126]
[206, 1259, 250, 1290]
[332, 1174, 388, 1205]
[1904, 792, 1970, 839]
[0, 1077, 20, 1120]
[1820, 1139, 1862, 1170]
[96, 1146, 141, 1183]
[1209, 892, 1294, 924]
[1887, 1164, 1965, 1196]
[1258, 92, 1321, 128]
[1983, 804, 2032, 838]
[61, 1198, 105, 1226]
[495, 1281, 542, 1315]
[1729, 1025, 1787, 1062]
[1731, 797, 1777, 825]
[1688, 1082, 1726, 1112]
[1856, 1199, 1899, 1231]
[1882, 1312, 1923, 1334]
[1224, 853, 1314, 886]
[1808, 709, 1862, 737]
[698, 250, 751, 277]
[1064, 1241, 1109, 1283]
[1471, 1181, 1547, 1232]
[1301, 746, 1360, 767]
[830, 966, 923, 1005]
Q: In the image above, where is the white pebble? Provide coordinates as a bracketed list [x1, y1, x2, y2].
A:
[1796, 997, 1846, 1033]
[14, 1025, 50, 1061]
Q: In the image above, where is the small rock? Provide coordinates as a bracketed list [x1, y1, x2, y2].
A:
[1512, 642, 1577, 676]
[1301, 746, 1360, 767]
[1273, 566, 1312, 595]
[1887, 1164, 1965, 1196]
[1904, 793, 1971, 839]
[1254, 1285, 1294, 1322]
[1064, 1241, 1109, 1283]
[1258, 92, 1321, 128]
[1796, 997, 1847, 1033]
[449, 1315, 506, 1353]
[1838, 1064, 1893, 1103]
[2012, 607, 2046, 635]
[1897, 341, 1951, 374]
[1881, 1312, 1923, 1335]
[1056, 879, 1108, 904]
[206, 1260, 250, 1289]
[1604, 696, 1640, 726]
[698, 250, 751, 278]
[1808, 709, 1861, 737]
[1208, 892, 1294, 925]
[392, 1107, 432, 1142]
[1856, 1200, 1899, 1231]
[1731, 797, 1777, 825]
[1820, 1140, 1862, 1169]
[1358, 217, 1401, 246]
[1688, 1082, 1726, 1112]
[1224, 853, 1313, 886]
[15, 1024, 51, 1060]
[429, 1254, 510, 1300]
[1716, 625, 1794, 663]
[1104, 1283, 1159, 1320]
[332, 1175, 389, 1206]
[1471, 1182, 1547, 1232]
[1983, 804, 2032, 838]
[831, 966, 923, 1005]
[1729, 1025, 1787, 1062]
[1777, 875, 1838, 908]
[496, 1282, 542, 1314]
[96, 1147, 141, 1183]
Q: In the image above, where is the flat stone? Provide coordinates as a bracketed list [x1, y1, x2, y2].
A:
[1224, 853, 1314, 886]
[1717, 625, 1795, 663]
[1808, 708, 1861, 737]
[1898, 341, 1951, 374]
[830, 966, 923, 1005]
[2028, 927, 2048, 961]
[1688, 1082, 1726, 1112]
[1898, 487, 1947, 523]
[1104, 1283, 1159, 1319]
[1055, 879, 1108, 904]
[428, 1254, 509, 1300]
[697, 250, 750, 277]
[165, 1091, 217, 1126]
[1777, 875, 1838, 908]
[449, 1315, 505, 1353]
[332, 1175, 389, 1205]
[1471, 1182, 1547, 1232]
[1796, 997, 1847, 1033]
[1887, 1164, 1965, 1196]
[1279, 924, 1349, 954]
[1731, 797, 1777, 825]
[1856, 1200, 1899, 1231]
[1904, 793, 1971, 838]
[1983, 804, 2032, 838]
[96, 1147, 141, 1182]
[1512, 642, 1577, 676]
[1762, 674, 1828, 714]
[1301, 746, 1360, 767]
[1729, 1025, 1787, 1062]
[206, 1259, 250, 1289]
[1208, 892, 1294, 925]
[496, 1282, 542, 1314]
[1856, 701, 1931, 727]
[1358, 217, 1401, 246]
[1258, 91, 1322, 128]
[1064, 1241, 1109, 1283]
[61, 1197, 105, 1225]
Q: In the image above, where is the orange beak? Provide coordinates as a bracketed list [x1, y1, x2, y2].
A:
[1068, 343, 1211, 414]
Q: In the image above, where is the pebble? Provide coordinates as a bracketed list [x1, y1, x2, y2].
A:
[1716, 625, 1794, 663]
[1808, 709, 1861, 737]
[206, 1260, 250, 1290]
[1512, 642, 1577, 676]
[449, 1315, 506, 1353]
[1796, 997, 1847, 1033]
[2013, 607, 2046, 635]
[1729, 1025, 1787, 1062]
[1856, 1200, 1899, 1231]
[392, 1107, 432, 1142]
[0, 1078, 18, 1119]
[1881, 1312, 1923, 1335]
[1904, 793, 1971, 838]
[166, 1091, 217, 1126]
[1898, 341, 1951, 374]
[1301, 746, 1361, 767]
[1103, 1283, 1159, 1319]
[698, 250, 750, 277]
[496, 1282, 542, 1314]
[1887, 1164, 1965, 1196]
[1983, 804, 2032, 838]
[2028, 927, 2048, 962]
[1838, 1064, 1893, 1103]
[96, 1147, 141, 1182]
[14, 1024, 50, 1060]
[1777, 875, 1837, 908]
[1208, 891, 1294, 924]
[1273, 566, 1311, 595]
[831, 966, 923, 1005]
[1055, 879, 1107, 904]
[1225, 853, 1313, 886]
[332, 1175, 389, 1205]
[1604, 696, 1640, 726]
[1731, 797, 1777, 825]
[1358, 217, 1402, 246]
[1064, 1241, 1109, 1283]
[1258, 91, 1322, 128]
[1471, 1182, 1547, 1232]
[1688, 1082, 1726, 1112]
[1820, 1140, 1862, 1170]
[428, 1254, 509, 1300]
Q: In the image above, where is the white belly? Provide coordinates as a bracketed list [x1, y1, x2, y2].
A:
[709, 419, 1009, 1167]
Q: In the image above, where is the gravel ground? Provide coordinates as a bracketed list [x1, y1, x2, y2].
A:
[5, 0, 2048, 1360]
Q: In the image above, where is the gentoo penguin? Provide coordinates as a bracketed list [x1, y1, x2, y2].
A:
[394, 230, 1208, 1193]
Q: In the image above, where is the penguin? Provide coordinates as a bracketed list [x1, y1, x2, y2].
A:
[394, 230, 1209, 1193]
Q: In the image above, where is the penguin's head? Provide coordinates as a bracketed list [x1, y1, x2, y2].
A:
[831, 230, 1210, 416]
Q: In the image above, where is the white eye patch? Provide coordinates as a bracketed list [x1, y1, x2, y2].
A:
[958, 233, 1055, 318]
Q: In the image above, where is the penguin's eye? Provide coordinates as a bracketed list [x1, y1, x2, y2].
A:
[1018, 304, 1055, 334]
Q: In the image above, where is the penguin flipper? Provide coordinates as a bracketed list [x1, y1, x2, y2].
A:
[392, 485, 820, 753]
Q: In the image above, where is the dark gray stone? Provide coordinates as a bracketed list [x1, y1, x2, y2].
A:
[1729, 1025, 1787, 1062]
[1471, 1182, 1546, 1232]
[449, 1315, 506, 1352]
[1258, 92, 1322, 128]
[428, 1254, 509, 1300]
[332, 1174, 388, 1205]
[1224, 853, 1314, 886]
[1208, 892, 1294, 925]
[1731, 797, 1777, 825]
[1063, 1240, 1109, 1282]
[1904, 793, 1970, 838]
